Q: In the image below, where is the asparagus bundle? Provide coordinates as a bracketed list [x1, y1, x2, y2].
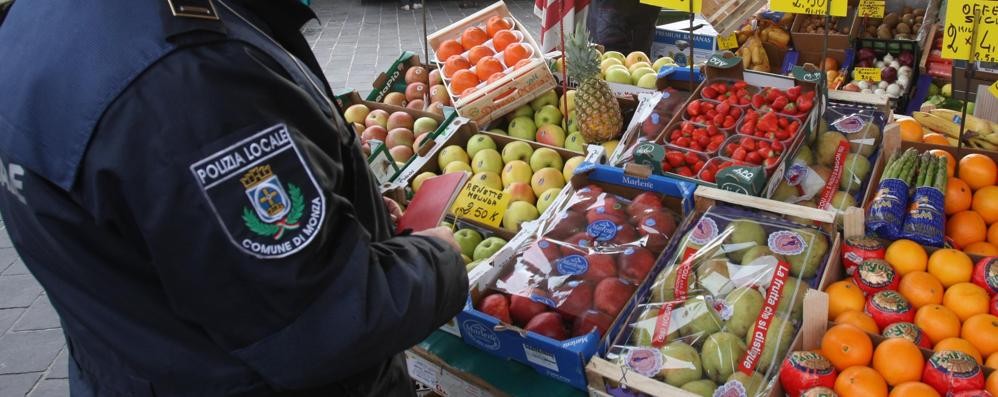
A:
[866, 148, 919, 239]
[900, 154, 948, 246]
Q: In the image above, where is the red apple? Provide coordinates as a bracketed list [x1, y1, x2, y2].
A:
[636, 210, 677, 252]
[405, 65, 429, 85]
[387, 111, 415, 130]
[593, 278, 635, 317]
[405, 82, 428, 102]
[365, 109, 389, 128]
[627, 192, 663, 217]
[406, 99, 425, 110]
[553, 281, 593, 319]
[971, 257, 997, 295]
[611, 223, 639, 245]
[510, 294, 549, 327]
[428, 69, 443, 86]
[525, 312, 568, 340]
[478, 293, 512, 324]
[385, 128, 415, 148]
[581, 253, 617, 282]
[572, 309, 614, 337]
[586, 195, 628, 224]
[560, 232, 594, 256]
[619, 247, 655, 283]
[569, 185, 604, 212]
[389, 146, 414, 162]
[547, 210, 587, 240]
[361, 125, 388, 143]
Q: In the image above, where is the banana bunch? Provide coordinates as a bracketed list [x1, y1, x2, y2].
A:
[912, 109, 998, 150]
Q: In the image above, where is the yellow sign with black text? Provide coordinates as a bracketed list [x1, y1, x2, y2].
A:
[449, 182, 510, 228]
[990, 80, 998, 99]
[857, 0, 885, 17]
[853, 67, 882, 82]
[941, 0, 998, 62]
[717, 34, 739, 50]
[769, 0, 846, 17]
[640, 0, 701, 13]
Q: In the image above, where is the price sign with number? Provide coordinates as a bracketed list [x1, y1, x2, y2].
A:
[449, 181, 511, 228]
[770, 0, 846, 16]
[717, 33, 739, 50]
[640, 0, 701, 13]
[942, 0, 998, 62]
[853, 67, 882, 82]
[857, 0, 885, 17]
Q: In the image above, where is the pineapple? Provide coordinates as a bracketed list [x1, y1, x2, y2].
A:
[565, 21, 623, 144]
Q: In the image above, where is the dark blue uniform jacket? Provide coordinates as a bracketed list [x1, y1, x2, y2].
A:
[0, 0, 467, 395]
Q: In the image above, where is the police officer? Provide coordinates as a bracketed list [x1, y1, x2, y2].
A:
[0, 0, 468, 395]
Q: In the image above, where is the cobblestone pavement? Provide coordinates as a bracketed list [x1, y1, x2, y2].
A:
[0, 0, 539, 395]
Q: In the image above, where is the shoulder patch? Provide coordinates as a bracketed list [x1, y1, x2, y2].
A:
[190, 124, 325, 259]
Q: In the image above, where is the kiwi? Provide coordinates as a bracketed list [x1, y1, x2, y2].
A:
[883, 13, 900, 27]
[897, 22, 911, 34]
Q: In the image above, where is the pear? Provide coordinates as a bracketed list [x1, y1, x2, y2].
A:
[678, 298, 723, 339]
[726, 371, 766, 396]
[659, 341, 703, 386]
[787, 227, 829, 279]
[700, 332, 746, 383]
[743, 315, 794, 374]
[726, 287, 765, 338]
[680, 379, 718, 397]
[724, 220, 767, 263]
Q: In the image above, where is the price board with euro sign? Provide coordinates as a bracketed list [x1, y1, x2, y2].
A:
[770, 0, 846, 17]
[942, 0, 998, 62]
[449, 181, 511, 228]
[640, 0, 701, 13]
[852, 67, 882, 82]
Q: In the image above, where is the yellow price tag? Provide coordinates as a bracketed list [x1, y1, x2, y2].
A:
[769, 0, 846, 17]
[942, 0, 998, 62]
[717, 34, 739, 50]
[640, 0, 701, 13]
[449, 182, 511, 229]
[853, 67, 882, 82]
[857, 0, 885, 17]
[990, 80, 998, 99]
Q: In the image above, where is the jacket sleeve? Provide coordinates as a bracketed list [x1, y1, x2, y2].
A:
[80, 41, 468, 390]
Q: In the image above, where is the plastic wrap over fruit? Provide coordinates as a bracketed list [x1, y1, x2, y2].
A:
[612, 91, 688, 166]
[601, 204, 831, 396]
[477, 185, 681, 341]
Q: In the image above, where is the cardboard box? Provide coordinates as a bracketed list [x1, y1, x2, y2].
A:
[426, 1, 556, 126]
[651, 19, 719, 67]
[456, 165, 698, 390]
[848, 0, 940, 46]
[365, 51, 430, 104]
[790, 11, 856, 52]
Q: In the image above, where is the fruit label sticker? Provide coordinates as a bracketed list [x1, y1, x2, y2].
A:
[587, 220, 619, 242]
[857, 0, 885, 17]
[689, 217, 719, 245]
[713, 378, 748, 397]
[791, 66, 823, 83]
[624, 348, 663, 378]
[450, 181, 511, 228]
[942, 0, 998, 61]
[556, 255, 589, 276]
[831, 114, 868, 134]
[852, 67, 882, 82]
[769, 0, 846, 16]
[640, 0, 701, 13]
[739, 259, 791, 374]
[717, 34, 739, 50]
[530, 293, 558, 308]
[768, 231, 807, 255]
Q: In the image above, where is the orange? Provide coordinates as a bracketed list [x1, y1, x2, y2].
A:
[834, 366, 888, 397]
[934, 337, 983, 364]
[475, 56, 505, 81]
[443, 55, 471, 78]
[944, 282, 990, 321]
[461, 26, 489, 50]
[486, 16, 513, 37]
[885, 239, 929, 275]
[502, 43, 532, 67]
[972, 186, 998, 224]
[436, 39, 465, 63]
[987, 352, 998, 369]
[922, 133, 951, 146]
[965, 241, 998, 256]
[821, 323, 874, 370]
[836, 310, 880, 334]
[987, 371, 998, 397]
[927, 248, 974, 287]
[873, 338, 925, 385]
[915, 304, 962, 345]
[827, 279, 866, 320]
[962, 313, 998, 357]
[990, 223, 998, 246]
[466, 45, 495, 65]
[492, 29, 519, 52]
[959, 153, 998, 190]
[947, 211, 988, 249]
[930, 149, 957, 177]
[898, 271, 944, 309]
[945, 178, 973, 215]
[889, 382, 941, 397]
[900, 119, 925, 142]
[449, 69, 480, 97]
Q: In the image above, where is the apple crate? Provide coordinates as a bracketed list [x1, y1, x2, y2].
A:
[426, 1, 556, 126]
[455, 164, 698, 390]
[585, 186, 842, 397]
[365, 51, 435, 105]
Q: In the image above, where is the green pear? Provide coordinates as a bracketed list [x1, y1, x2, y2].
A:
[726, 371, 766, 397]
[680, 379, 717, 397]
[679, 298, 723, 338]
[724, 220, 767, 263]
[659, 341, 703, 386]
[787, 227, 828, 279]
[726, 287, 764, 338]
[743, 315, 794, 374]
[700, 332, 746, 383]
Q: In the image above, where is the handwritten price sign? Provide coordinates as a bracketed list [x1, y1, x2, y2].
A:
[942, 0, 998, 62]
[449, 182, 511, 228]
[770, 0, 846, 16]
[857, 0, 885, 17]
[640, 0, 701, 13]
[717, 33, 739, 50]
[853, 67, 882, 82]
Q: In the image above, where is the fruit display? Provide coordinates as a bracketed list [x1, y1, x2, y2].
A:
[700, 80, 755, 107]
[450, 223, 509, 271]
[664, 121, 728, 154]
[365, 52, 453, 115]
[343, 102, 443, 164]
[587, 48, 677, 90]
[483, 88, 622, 154]
[794, 14, 851, 36]
[475, 186, 682, 341]
[840, 49, 916, 102]
[911, 109, 998, 151]
[856, 8, 927, 41]
[735, 19, 791, 73]
[602, 204, 832, 396]
[563, 23, 625, 144]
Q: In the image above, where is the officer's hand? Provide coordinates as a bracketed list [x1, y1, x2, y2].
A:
[414, 226, 461, 252]
[383, 197, 403, 225]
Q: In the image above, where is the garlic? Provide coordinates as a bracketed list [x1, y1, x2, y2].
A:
[884, 53, 895, 63]
[858, 81, 871, 90]
[889, 60, 901, 69]
[897, 75, 910, 88]
[878, 81, 890, 89]
[862, 88, 874, 94]
[886, 84, 902, 97]
[898, 66, 913, 77]
[876, 61, 886, 68]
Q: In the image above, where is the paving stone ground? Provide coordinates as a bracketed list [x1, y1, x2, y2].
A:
[0, 0, 538, 395]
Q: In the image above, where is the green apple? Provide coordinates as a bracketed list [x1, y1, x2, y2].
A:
[600, 58, 624, 74]
[536, 124, 566, 147]
[472, 149, 503, 174]
[565, 132, 587, 152]
[413, 117, 439, 135]
[412, 171, 437, 193]
[489, 128, 507, 135]
[473, 236, 507, 260]
[630, 67, 656, 85]
[501, 141, 534, 163]
[559, 90, 575, 115]
[567, 113, 579, 134]
[653, 56, 676, 71]
[636, 73, 658, 89]
[625, 51, 651, 68]
[530, 167, 565, 196]
[534, 105, 563, 127]
[563, 156, 584, 181]
[444, 161, 472, 174]
[536, 188, 561, 214]
[453, 228, 483, 257]
[507, 104, 534, 121]
[437, 145, 469, 169]
[503, 182, 536, 204]
[627, 62, 652, 74]
[605, 68, 632, 84]
[602, 51, 626, 63]
[462, 254, 473, 264]
[472, 171, 502, 190]
[344, 104, 371, 125]
[466, 134, 497, 158]
[466, 260, 482, 272]
[602, 140, 620, 157]
[508, 116, 537, 141]
[530, 89, 559, 111]
[529, 148, 564, 172]
[606, 64, 629, 74]
[502, 201, 539, 232]
[501, 160, 532, 187]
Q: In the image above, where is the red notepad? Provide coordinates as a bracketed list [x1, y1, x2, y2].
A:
[396, 172, 468, 233]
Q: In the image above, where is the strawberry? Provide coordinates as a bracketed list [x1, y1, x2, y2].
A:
[665, 151, 684, 167]
[787, 86, 802, 101]
[675, 166, 693, 177]
[701, 86, 718, 99]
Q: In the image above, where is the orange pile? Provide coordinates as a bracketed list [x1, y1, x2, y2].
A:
[433, 22, 528, 98]
[945, 154, 998, 253]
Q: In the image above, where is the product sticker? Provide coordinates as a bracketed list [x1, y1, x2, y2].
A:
[713, 378, 749, 397]
[739, 259, 791, 373]
[689, 217, 719, 245]
[587, 220, 619, 241]
[768, 230, 808, 255]
[523, 344, 559, 371]
[556, 255, 590, 276]
[831, 114, 868, 134]
[852, 67, 882, 82]
[625, 348, 664, 377]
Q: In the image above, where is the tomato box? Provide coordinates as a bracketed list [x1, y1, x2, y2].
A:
[456, 164, 697, 390]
